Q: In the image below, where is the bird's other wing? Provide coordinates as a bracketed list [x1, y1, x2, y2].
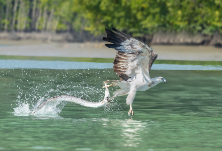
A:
[103, 28, 157, 81]
[149, 51, 158, 71]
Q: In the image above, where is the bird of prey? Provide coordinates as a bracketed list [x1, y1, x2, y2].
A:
[103, 28, 167, 116]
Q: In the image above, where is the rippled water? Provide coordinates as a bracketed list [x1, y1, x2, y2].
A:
[0, 60, 222, 150]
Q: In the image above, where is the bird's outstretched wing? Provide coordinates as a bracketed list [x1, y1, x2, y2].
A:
[103, 28, 157, 81]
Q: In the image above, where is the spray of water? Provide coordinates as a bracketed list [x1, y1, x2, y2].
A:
[12, 69, 122, 117]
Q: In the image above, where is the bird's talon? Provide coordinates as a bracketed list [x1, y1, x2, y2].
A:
[128, 109, 134, 116]
[102, 83, 113, 88]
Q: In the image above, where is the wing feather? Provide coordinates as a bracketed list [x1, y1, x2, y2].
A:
[103, 28, 157, 81]
[149, 52, 158, 71]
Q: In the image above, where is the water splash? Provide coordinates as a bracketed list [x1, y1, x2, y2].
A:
[13, 92, 119, 118]
[13, 102, 31, 116]
[11, 69, 119, 117]
[13, 84, 109, 117]
[13, 97, 68, 117]
[32, 99, 68, 117]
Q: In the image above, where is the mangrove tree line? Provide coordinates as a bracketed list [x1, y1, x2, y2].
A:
[0, 0, 221, 36]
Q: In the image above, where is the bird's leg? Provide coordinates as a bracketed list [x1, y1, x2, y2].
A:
[128, 104, 134, 116]
[126, 85, 137, 116]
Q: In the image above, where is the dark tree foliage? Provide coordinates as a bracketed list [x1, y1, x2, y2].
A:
[75, 0, 222, 36]
[0, 0, 221, 36]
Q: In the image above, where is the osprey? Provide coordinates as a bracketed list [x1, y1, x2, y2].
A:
[103, 28, 167, 116]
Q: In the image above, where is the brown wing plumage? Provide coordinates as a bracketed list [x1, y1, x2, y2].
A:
[113, 51, 136, 81]
[103, 28, 157, 81]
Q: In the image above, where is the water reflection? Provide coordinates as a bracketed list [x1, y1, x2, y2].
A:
[101, 118, 148, 147]
[121, 119, 145, 147]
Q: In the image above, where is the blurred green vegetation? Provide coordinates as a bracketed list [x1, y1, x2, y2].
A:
[0, 0, 221, 36]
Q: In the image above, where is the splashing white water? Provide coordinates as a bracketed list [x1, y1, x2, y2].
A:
[13, 78, 104, 117]
[12, 74, 118, 117]
[13, 97, 68, 117]
[13, 103, 31, 116]
[11, 67, 122, 118]
[32, 99, 68, 116]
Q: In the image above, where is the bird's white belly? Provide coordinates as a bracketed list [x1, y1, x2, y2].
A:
[138, 85, 150, 91]
[130, 80, 151, 92]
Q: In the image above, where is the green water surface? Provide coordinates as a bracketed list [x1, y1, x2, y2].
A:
[0, 68, 222, 151]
